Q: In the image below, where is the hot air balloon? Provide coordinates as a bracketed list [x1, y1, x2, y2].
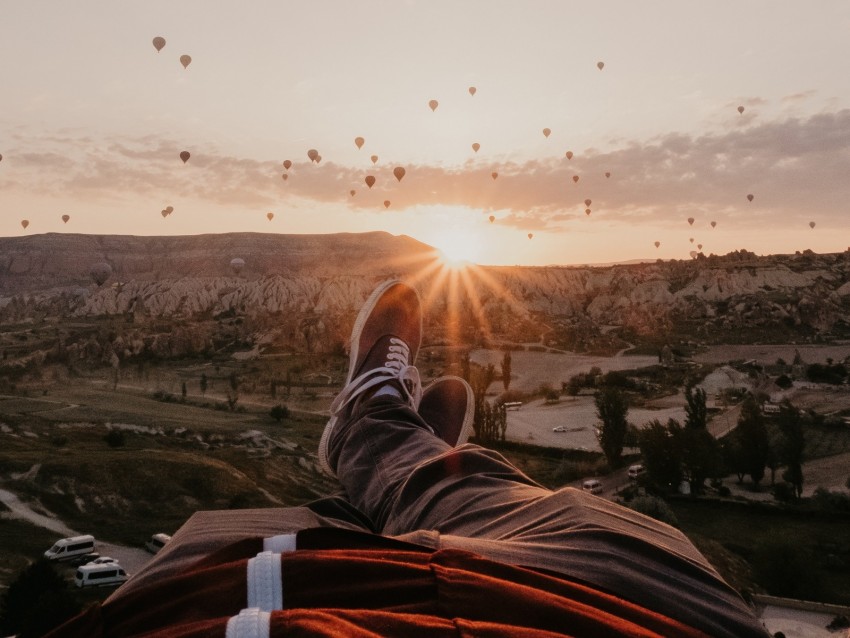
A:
[383, 200, 391, 209]
[565, 151, 573, 160]
[737, 106, 745, 114]
[307, 149, 319, 162]
[354, 137, 365, 149]
[21, 219, 29, 229]
[489, 215, 495, 223]
[605, 172, 611, 178]
[690, 251, 698, 258]
[469, 86, 476, 96]
[491, 172, 498, 180]
[267, 212, 274, 221]
[472, 142, 480, 153]
[161, 210, 168, 218]
[283, 160, 292, 170]
[572, 175, 579, 183]
[697, 244, 703, 250]
[747, 194, 754, 202]
[542, 128, 551, 138]
[180, 151, 190, 163]
[230, 258, 245, 275]
[365, 175, 376, 189]
[166, 206, 173, 214]
[429, 99, 438, 111]
[597, 61, 605, 70]
[180, 54, 192, 69]
[281, 173, 288, 181]
[370, 155, 378, 164]
[62, 214, 70, 224]
[393, 167, 405, 182]
[654, 241, 660, 248]
[350, 190, 356, 197]
[528, 233, 534, 239]
[687, 217, 695, 226]
[584, 199, 591, 207]
[0, 154, 3, 162]
[689, 238, 694, 243]
[809, 221, 816, 229]
[315, 155, 322, 164]
[585, 209, 592, 216]
[710, 221, 717, 228]
[152, 36, 166, 52]
[90, 262, 112, 286]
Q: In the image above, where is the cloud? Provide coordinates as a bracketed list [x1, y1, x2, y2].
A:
[3, 110, 849, 233]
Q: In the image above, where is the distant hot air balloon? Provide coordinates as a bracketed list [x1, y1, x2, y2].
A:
[689, 238, 694, 243]
[0, 154, 3, 162]
[472, 142, 480, 153]
[710, 221, 717, 228]
[61, 214, 70, 224]
[180, 151, 190, 163]
[468, 86, 476, 96]
[429, 99, 439, 112]
[365, 175, 376, 189]
[491, 172, 498, 180]
[809, 221, 816, 229]
[597, 61, 605, 70]
[542, 128, 551, 138]
[654, 241, 660, 248]
[283, 160, 292, 170]
[90, 262, 112, 286]
[267, 212, 274, 221]
[180, 54, 192, 69]
[605, 171, 611, 178]
[229, 258, 245, 274]
[584, 199, 592, 207]
[166, 206, 173, 214]
[489, 215, 495, 223]
[370, 155, 378, 164]
[161, 210, 168, 218]
[393, 167, 405, 182]
[383, 200, 391, 209]
[21, 219, 29, 229]
[572, 175, 579, 183]
[528, 233, 534, 239]
[152, 36, 166, 52]
[687, 217, 695, 226]
[565, 151, 573, 160]
[354, 137, 365, 149]
[350, 190, 356, 197]
[315, 155, 322, 164]
[697, 244, 703, 250]
[747, 194, 754, 202]
[307, 149, 319, 162]
[737, 106, 745, 114]
[690, 251, 698, 258]
[585, 209, 592, 216]
[281, 173, 288, 181]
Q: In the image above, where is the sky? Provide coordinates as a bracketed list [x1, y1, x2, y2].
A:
[1, 1, 849, 266]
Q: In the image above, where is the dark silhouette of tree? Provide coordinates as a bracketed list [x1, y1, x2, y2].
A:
[501, 351, 512, 391]
[0, 559, 81, 638]
[595, 387, 629, 468]
[199, 373, 208, 396]
[684, 385, 707, 430]
[181, 381, 187, 401]
[638, 419, 683, 491]
[470, 363, 499, 442]
[777, 400, 805, 498]
[736, 395, 769, 488]
[270, 404, 290, 422]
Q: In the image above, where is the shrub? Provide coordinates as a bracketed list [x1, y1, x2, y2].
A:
[0, 560, 81, 638]
[774, 374, 793, 390]
[103, 429, 126, 448]
[270, 404, 290, 422]
[627, 496, 679, 528]
[772, 482, 795, 502]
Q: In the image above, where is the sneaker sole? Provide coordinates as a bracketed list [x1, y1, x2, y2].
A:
[318, 279, 420, 476]
[422, 375, 475, 446]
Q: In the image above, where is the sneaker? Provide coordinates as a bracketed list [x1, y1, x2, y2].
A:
[419, 376, 474, 447]
[318, 280, 423, 476]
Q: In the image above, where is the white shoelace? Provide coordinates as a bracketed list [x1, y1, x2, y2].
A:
[329, 337, 422, 417]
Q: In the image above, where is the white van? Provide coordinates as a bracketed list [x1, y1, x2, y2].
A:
[44, 535, 95, 562]
[582, 479, 603, 495]
[145, 533, 171, 554]
[628, 464, 646, 480]
[74, 563, 129, 588]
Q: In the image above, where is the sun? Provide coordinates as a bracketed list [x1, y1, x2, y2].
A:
[430, 229, 483, 268]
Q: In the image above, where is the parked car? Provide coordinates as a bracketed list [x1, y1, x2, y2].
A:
[91, 556, 118, 565]
[145, 533, 171, 554]
[552, 426, 567, 433]
[582, 479, 603, 495]
[74, 563, 128, 588]
[44, 535, 96, 562]
[628, 464, 646, 480]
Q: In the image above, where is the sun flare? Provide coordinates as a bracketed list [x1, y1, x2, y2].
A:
[429, 229, 483, 268]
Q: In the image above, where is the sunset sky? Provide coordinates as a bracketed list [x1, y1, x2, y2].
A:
[1, 1, 848, 266]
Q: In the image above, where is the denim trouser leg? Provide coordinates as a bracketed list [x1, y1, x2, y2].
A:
[332, 394, 769, 638]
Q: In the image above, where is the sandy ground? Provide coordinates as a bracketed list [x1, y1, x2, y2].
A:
[694, 344, 850, 366]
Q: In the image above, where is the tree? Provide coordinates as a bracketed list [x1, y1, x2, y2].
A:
[0, 560, 81, 638]
[595, 387, 629, 468]
[777, 400, 805, 498]
[181, 381, 187, 401]
[678, 426, 720, 495]
[200, 373, 208, 397]
[684, 386, 707, 430]
[736, 395, 769, 488]
[501, 351, 512, 391]
[470, 364, 500, 443]
[638, 419, 683, 491]
[270, 404, 290, 422]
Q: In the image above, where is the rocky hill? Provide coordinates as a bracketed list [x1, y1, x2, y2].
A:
[1, 234, 849, 361]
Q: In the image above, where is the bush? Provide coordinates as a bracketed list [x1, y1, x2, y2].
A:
[103, 429, 126, 448]
[0, 560, 81, 638]
[774, 374, 793, 390]
[269, 404, 290, 422]
[717, 486, 731, 497]
[772, 482, 795, 502]
[627, 496, 679, 528]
